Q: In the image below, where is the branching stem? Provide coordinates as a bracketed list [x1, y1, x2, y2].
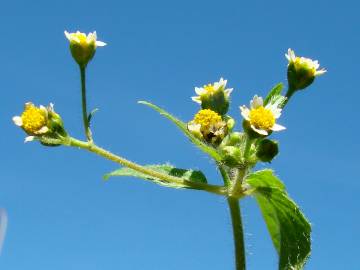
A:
[66, 137, 227, 196]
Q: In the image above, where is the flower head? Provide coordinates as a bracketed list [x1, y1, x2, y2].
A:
[286, 48, 326, 90]
[13, 102, 66, 143]
[240, 95, 285, 136]
[192, 78, 233, 115]
[64, 30, 106, 67]
[188, 109, 227, 144]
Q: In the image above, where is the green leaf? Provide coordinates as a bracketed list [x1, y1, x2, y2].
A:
[245, 170, 311, 270]
[104, 164, 207, 189]
[264, 83, 284, 105]
[138, 101, 222, 161]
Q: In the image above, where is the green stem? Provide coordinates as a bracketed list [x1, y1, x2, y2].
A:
[218, 163, 231, 186]
[282, 86, 296, 108]
[80, 66, 93, 142]
[66, 137, 226, 196]
[243, 135, 253, 160]
[227, 197, 246, 270]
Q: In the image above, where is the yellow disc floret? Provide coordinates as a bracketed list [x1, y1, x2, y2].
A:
[70, 32, 92, 46]
[194, 109, 222, 132]
[249, 106, 275, 131]
[21, 103, 47, 134]
[203, 84, 216, 94]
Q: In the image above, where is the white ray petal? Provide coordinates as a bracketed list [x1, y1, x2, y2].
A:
[12, 116, 23, 126]
[251, 125, 268, 135]
[271, 123, 286, 131]
[195, 87, 205, 95]
[64, 31, 71, 41]
[191, 96, 201, 104]
[96, 41, 107, 47]
[24, 136, 35, 143]
[240, 106, 250, 121]
[250, 95, 263, 109]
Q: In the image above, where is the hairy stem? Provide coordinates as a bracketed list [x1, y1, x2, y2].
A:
[243, 135, 253, 160]
[80, 66, 93, 142]
[66, 137, 227, 196]
[218, 163, 231, 186]
[227, 197, 246, 270]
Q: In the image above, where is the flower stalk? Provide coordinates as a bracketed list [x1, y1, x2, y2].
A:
[80, 66, 93, 142]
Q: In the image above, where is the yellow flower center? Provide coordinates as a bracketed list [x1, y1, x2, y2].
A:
[194, 109, 222, 132]
[203, 84, 216, 94]
[21, 104, 47, 134]
[249, 106, 275, 131]
[71, 32, 88, 45]
[294, 57, 316, 75]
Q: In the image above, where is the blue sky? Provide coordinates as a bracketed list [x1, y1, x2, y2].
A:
[1, 0, 359, 269]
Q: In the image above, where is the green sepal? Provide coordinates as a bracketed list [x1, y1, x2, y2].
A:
[245, 170, 311, 270]
[139, 101, 222, 161]
[104, 164, 207, 189]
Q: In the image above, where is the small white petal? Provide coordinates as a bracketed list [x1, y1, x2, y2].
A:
[64, 31, 71, 41]
[96, 41, 107, 46]
[195, 87, 205, 95]
[271, 108, 282, 119]
[48, 103, 54, 112]
[191, 96, 202, 104]
[224, 88, 233, 97]
[251, 95, 263, 109]
[271, 124, 286, 131]
[315, 69, 327, 76]
[12, 116, 23, 126]
[251, 125, 268, 135]
[35, 126, 49, 134]
[289, 48, 296, 60]
[240, 106, 250, 121]
[187, 122, 203, 139]
[24, 136, 35, 143]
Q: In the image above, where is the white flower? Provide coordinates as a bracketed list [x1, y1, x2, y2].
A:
[286, 48, 326, 76]
[64, 31, 106, 47]
[192, 78, 233, 104]
[240, 95, 286, 136]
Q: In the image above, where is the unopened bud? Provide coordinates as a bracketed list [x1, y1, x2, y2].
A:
[256, 139, 279, 162]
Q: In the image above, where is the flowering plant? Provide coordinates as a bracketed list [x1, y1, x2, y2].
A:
[13, 31, 326, 270]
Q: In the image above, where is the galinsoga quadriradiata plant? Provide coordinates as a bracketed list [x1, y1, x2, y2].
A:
[13, 30, 326, 270]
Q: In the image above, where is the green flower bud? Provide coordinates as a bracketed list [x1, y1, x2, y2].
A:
[191, 78, 233, 115]
[256, 139, 279, 162]
[285, 48, 326, 91]
[64, 31, 106, 67]
[220, 146, 242, 167]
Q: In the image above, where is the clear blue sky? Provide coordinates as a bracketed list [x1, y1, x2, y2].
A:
[1, 0, 359, 269]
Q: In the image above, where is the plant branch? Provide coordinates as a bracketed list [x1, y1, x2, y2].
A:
[66, 137, 227, 196]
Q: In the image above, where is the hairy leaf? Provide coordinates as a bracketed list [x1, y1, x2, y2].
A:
[138, 101, 222, 161]
[246, 170, 311, 270]
[104, 164, 207, 189]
